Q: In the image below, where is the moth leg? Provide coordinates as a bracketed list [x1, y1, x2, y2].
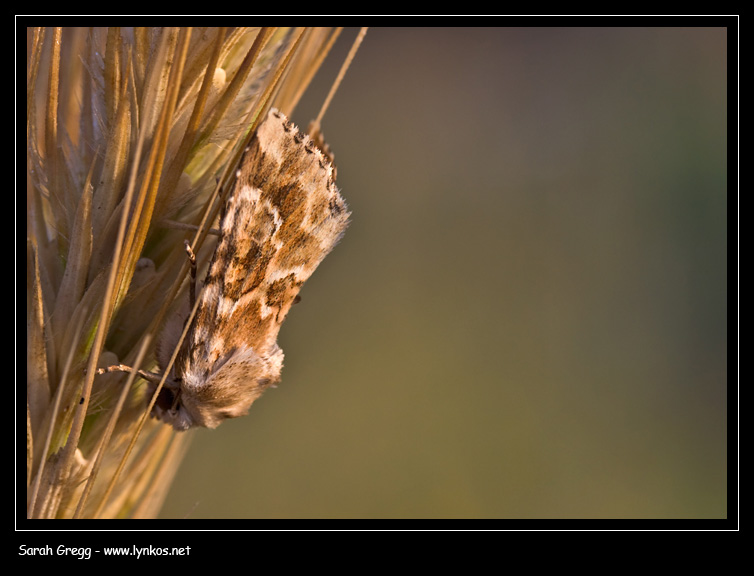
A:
[169, 387, 182, 413]
[184, 240, 197, 310]
[95, 364, 163, 384]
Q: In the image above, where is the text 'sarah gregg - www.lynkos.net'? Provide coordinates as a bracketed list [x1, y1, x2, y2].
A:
[19, 544, 193, 559]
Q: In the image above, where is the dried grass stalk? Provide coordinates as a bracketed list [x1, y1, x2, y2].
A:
[26, 26, 341, 519]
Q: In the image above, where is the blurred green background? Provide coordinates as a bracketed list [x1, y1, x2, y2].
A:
[159, 27, 728, 519]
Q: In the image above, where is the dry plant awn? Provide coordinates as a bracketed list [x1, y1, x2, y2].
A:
[26, 26, 365, 519]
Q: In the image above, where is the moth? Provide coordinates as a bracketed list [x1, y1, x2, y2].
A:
[104, 108, 349, 430]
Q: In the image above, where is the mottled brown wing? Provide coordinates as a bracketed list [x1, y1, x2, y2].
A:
[169, 108, 349, 429]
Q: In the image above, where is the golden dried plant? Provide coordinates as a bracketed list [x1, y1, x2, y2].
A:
[26, 26, 345, 519]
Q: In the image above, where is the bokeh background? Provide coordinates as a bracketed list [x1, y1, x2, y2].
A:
[159, 26, 728, 519]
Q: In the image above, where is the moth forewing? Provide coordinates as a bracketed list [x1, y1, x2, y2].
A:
[149, 108, 349, 431]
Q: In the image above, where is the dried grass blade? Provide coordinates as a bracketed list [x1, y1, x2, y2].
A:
[312, 27, 367, 133]
[277, 27, 341, 114]
[74, 335, 152, 519]
[104, 28, 123, 126]
[27, 241, 51, 434]
[195, 27, 275, 152]
[26, 405, 33, 489]
[128, 431, 192, 519]
[117, 28, 188, 297]
[27, 310, 87, 519]
[26, 27, 45, 132]
[44, 28, 64, 230]
[153, 27, 225, 222]
[91, 67, 132, 240]
[52, 159, 94, 350]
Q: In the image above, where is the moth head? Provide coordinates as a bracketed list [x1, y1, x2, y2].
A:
[149, 378, 196, 431]
[150, 345, 285, 431]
